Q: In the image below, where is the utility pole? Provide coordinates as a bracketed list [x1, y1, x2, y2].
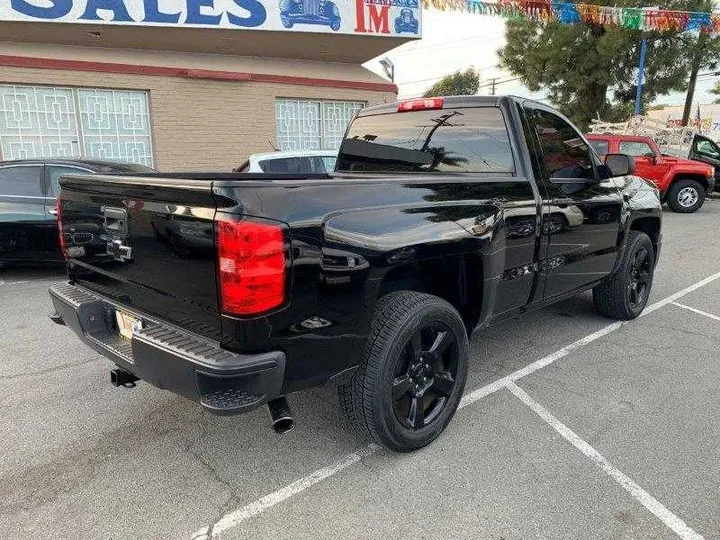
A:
[490, 78, 497, 96]
[681, 32, 707, 126]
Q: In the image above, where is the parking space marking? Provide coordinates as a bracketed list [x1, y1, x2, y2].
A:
[671, 302, 720, 323]
[0, 279, 61, 287]
[507, 382, 704, 540]
[188, 270, 720, 540]
[191, 444, 380, 540]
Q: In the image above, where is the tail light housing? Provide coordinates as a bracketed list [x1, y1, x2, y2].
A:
[216, 217, 287, 316]
[56, 198, 67, 259]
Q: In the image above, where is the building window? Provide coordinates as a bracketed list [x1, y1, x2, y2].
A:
[0, 84, 153, 166]
[275, 99, 365, 151]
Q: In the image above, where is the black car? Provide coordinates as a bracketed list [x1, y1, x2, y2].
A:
[0, 159, 155, 266]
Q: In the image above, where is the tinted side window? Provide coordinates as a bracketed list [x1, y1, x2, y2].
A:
[48, 166, 90, 196]
[589, 139, 609, 155]
[618, 141, 654, 157]
[529, 109, 594, 180]
[0, 166, 43, 196]
[259, 157, 313, 173]
[337, 107, 515, 173]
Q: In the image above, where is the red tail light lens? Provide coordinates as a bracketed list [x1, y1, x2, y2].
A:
[397, 97, 444, 112]
[56, 198, 67, 259]
[216, 218, 286, 316]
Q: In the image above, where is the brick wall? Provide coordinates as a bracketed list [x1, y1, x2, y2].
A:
[0, 66, 395, 171]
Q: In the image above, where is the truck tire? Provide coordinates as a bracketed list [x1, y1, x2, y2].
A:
[667, 178, 705, 213]
[593, 231, 655, 320]
[338, 291, 469, 452]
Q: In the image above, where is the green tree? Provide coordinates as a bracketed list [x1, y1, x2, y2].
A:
[712, 80, 720, 104]
[498, 1, 695, 130]
[423, 69, 479, 97]
[679, 0, 720, 124]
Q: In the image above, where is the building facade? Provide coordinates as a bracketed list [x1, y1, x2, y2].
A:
[647, 103, 720, 143]
[0, 0, 420, 170]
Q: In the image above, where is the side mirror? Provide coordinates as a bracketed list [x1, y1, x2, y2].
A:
[604, 153, 635, 177]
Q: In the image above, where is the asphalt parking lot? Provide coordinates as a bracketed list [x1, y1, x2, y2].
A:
[2, 201, 720, 540]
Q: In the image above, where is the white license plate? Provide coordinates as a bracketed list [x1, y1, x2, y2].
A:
[115, 310, 142, 340]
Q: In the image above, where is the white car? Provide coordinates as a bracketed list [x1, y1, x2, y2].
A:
[236, 150, 337, 174]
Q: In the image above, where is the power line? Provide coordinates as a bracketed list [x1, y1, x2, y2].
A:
[397, 64, 501, 86]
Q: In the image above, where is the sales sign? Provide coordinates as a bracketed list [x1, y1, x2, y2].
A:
[0, 0, 422, 37]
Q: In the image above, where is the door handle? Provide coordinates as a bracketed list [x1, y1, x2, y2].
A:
[48, 209, 58, 215]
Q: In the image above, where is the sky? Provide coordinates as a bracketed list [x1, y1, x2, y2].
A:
[364, 9, 719, 109]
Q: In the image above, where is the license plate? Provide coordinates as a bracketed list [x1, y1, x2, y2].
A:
[115, 310, 142, 340]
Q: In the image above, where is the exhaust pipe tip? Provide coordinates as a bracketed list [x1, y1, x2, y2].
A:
[267, 397, 294, 434]
[110, 368, 139, 388]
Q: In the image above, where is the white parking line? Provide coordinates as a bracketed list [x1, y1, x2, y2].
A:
[190, 270, 720, 540]
[191, 445, 380, 539]
[507, 382, 704, 540]
[671, 302, 720, 323]
[0, 278, 60, 287]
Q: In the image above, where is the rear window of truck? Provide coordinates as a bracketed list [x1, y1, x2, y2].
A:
[336, 107, 515, 174]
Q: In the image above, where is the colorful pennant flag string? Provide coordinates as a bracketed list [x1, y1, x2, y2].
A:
[422, 0, 720, 34]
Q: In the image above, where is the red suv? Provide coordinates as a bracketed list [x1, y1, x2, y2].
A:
[586, 134, 715, 213]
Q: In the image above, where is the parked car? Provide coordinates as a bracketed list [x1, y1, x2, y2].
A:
[279, 0, 341, 31]
[586, 134, 715, 213]
[235, 150, 337, 173]
[49, 96, 661, 452]
[394, 8, 419, 34]
[0, 159, 155, 266]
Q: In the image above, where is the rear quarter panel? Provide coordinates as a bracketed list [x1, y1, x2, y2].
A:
[213, 175, 536, 391]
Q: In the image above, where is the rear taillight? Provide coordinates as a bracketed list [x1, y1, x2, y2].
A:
[216, 218, 286, 316]
[56, 198, 67, 259]
[397, 97, 444, 112]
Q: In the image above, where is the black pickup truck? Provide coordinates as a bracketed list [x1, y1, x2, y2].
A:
[49, 96, 661, 452]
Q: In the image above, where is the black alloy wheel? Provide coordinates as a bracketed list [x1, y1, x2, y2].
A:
[627, 246, 651, 310]
[593, 230, 655, 320]
[338, 291, 469, 452]
[391, 323, 459, 430]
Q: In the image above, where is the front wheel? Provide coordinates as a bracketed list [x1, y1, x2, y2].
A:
[667, 178, 705, 213]
[593, 231, 655, 320]
[338, 291, 469, 452]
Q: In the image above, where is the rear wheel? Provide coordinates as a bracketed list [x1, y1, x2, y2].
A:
[338, 291, 468, 452]
[667, 178, 705, 213]
[593, 231, 655, 320]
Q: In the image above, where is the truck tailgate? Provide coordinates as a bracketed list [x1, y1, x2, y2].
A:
[58, 174, 221, 340]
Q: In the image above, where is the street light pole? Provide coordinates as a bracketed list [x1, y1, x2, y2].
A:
[379, 57, 395, 83]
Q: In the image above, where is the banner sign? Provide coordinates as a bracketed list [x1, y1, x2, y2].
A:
[424, 0, 719, 34]
[0, 0, 422, 37]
